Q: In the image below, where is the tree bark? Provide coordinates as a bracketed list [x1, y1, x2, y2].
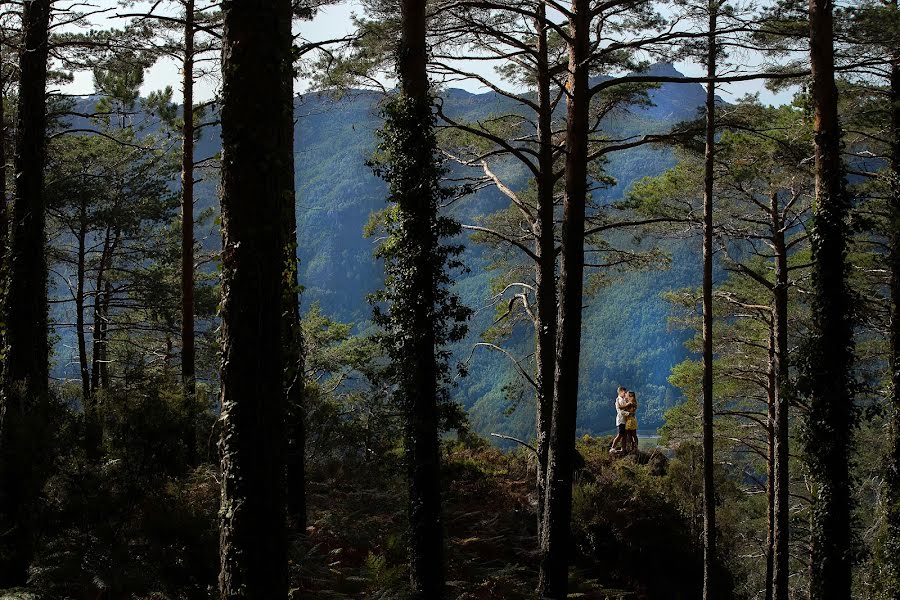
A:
[533, 0, 556, 548]
[765, 328, 776, 600]
[217, 0, 293, 597]
[285, 103, 306, 531]
[538, 0, 589, 595]
[771, 191, 790, 600]
[91, 229, 117, 394]
[806, 0, 854, 597]
[397, 0, 446, 596]
[0, 35, 7, 328]
[75, 203, 100, 460]
[884, 20, 900, 599]
[701, 5, 718, 599]
[0, 0, 53, 586]
[181, 0, 198, 466]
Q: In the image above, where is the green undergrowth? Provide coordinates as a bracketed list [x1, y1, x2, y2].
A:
[289, 435, 704, 599]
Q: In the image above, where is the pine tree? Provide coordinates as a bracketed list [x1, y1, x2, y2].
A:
[217, 0, 294, 596]
[0, 0, 53, 586]
[804, 0, 856, 597]
[367, 0, 471, 595]
[538, 0, 589, 595]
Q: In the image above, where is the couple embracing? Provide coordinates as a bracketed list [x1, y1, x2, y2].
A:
[609, 386, 638, 454]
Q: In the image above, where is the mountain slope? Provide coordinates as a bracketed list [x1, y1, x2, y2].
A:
[54, 65, 708, 443]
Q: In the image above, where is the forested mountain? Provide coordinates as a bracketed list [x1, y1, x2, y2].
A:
[53, 63, 706, 439]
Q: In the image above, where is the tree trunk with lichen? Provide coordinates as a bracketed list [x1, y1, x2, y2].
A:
[805, 0, 855, 597]
[217, 0, 294, 597]
[396, 0, 445, 595]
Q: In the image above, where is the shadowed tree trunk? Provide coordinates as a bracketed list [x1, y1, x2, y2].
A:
[771, 190, 790, 600]
[884, 17, 900, 598]
[74, 200, 100, 460]
[765, 329, 776, 600]
[0, 0, 53, 586]
[0, 35, 6, 321]
[396, 0, 446, 595]
[217, 0, 294, 596]
[805, 0, 855, 597]
[701, 4, 718, 599]
[538, 0, 589, 595]
[285, 105, 306, 531]
[181, 0, 198, 466]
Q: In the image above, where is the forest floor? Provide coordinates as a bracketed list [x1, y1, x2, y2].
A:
[290, 436, 665, 599]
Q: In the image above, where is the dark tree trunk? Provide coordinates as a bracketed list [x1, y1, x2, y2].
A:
[284, 104, 306, 531]
[76, 218, 90, 401]
[99, 281, 111, 390]
[75, 204, 99, 460]
[538, 0, 589, 595]
[0, 0, 52, 586]
[396, 0, 446, 595]
[533, 0, 556, 548]
[806, 0, 855, 597]
[701, 5, 718, 598]
[217, 0, 294, 597]
[91, 229, 116, 394]
[771, 191, 790, 600]
[0, 35, 7, 323]
[181, 0, 198, 466]
[765, 329, 776, 600]
[883, 27, 900, 600]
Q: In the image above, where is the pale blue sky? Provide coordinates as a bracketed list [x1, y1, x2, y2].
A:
[57, 0, 796, 106]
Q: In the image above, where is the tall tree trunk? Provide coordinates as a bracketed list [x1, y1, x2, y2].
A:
[99, 281, 111, 390]
[285, 106, 306, 530]
[217, 0, 293, 597]
[701, 5, 718, 598]
[181, 0, 198, 466]
[883, 25, 900, 600]
[75, 205, 99, 459]
[806, 0, 854, 597]
[76, 218, 90, 401]
[0, 35, 7, 327]
[396, 0, 446, 595]
[91, 229, 117, 394]
[533, 0, 556, 548]
[538, 0, 588, 595]
[771, 191, 790, 600]
[766, 329, 776, 600]
[0, 0, 53, 586]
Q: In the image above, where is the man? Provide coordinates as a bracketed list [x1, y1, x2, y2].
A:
[609, 386, 629, 454]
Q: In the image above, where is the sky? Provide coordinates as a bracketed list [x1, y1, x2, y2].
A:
[56, 0, 797, 106]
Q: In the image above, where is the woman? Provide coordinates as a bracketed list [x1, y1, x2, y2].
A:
[624, 391, 639, 453]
